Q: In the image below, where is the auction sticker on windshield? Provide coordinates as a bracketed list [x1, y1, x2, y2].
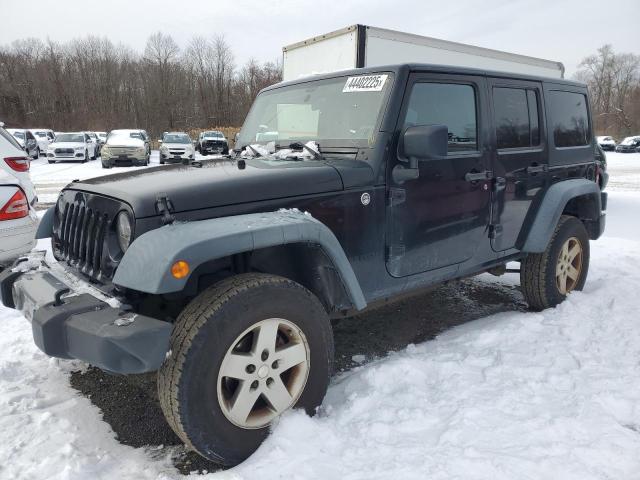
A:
[343, 75, 388, 93]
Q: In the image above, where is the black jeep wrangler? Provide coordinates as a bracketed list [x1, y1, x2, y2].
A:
[0, 64, 606, 466]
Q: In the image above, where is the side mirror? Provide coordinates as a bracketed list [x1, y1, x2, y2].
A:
[158, 140, 163, 145]
[393, 124, 448, 183]
[402, 124, 448, 161]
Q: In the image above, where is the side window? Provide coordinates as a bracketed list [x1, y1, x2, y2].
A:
[403, 82, 477, 154]
[493, 87, 540, 149]
[548, 90, 590, 148]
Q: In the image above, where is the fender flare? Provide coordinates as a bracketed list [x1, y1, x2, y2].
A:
[113, 210, 367, 310]
[36, 206, 55, 239]
[522, 179, 602, 253]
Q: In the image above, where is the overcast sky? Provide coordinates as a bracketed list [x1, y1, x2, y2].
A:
[0, 0, 637, 76]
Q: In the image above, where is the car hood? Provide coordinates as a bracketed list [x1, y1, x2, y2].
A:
[50, 142, 85, 149]
[106, 138, 145, 147]
[162, 142, 193, 149]
[66, 158, 344, 218]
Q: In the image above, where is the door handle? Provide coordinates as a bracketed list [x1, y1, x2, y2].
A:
[526, 164, 548, 174]
[465, 170, 493, 182]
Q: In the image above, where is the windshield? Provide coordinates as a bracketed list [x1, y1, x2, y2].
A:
[237, 73, 393, 150]
[11, 131, 25, 139]
[55, 133, 84, 143]
[164, 134, 191, 144]
[203, 131, 223, 138]
[34, 131, 47, 137]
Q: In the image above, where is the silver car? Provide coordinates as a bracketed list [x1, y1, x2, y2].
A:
[159, 132, 195, 164]
[101, 129, 151, 168]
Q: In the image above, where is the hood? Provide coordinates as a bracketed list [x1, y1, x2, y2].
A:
[50, 141, 84, 149]
[67, 158, 344, 218]
[162, 142, 193, 149]
[106, 137, 145, 147]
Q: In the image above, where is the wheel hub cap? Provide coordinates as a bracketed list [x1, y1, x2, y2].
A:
[217, 318, 310, 429]
[556, 236, 583, 295]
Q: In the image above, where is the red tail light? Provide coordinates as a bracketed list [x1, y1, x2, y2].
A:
[0, 189, 29, 220]
[4, 156, 30, 172]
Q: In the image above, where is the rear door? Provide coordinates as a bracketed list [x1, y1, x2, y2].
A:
[488, 78, 547, 251]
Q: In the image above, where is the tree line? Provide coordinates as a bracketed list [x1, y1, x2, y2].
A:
[0, 33, 281, 137]
[1, 36, 638, 140]
[575, 45, 640, 138]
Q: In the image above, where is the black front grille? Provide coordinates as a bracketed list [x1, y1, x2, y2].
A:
[203, 140, 224, 148]
[55, 148, 74, 154]
[58, 203, 108, 276]
[53, 190, 130, 282]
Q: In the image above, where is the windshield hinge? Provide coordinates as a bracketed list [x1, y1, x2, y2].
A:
[155, 194, 175, 225]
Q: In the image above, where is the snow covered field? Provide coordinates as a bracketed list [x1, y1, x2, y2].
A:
[1, 153, 640, 479]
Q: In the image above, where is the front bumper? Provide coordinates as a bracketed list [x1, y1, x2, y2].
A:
[102, 156, 147, 167]
[0, 252, 172, 374]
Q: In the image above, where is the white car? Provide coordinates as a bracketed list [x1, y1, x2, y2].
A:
[0, 125, 37, 267]
[596, 136, 616, 152]
[46, 132, 97, 163]
[159, 132, 195, 164]
[6, 128, 40, 159]
[29, 129, 55, 153]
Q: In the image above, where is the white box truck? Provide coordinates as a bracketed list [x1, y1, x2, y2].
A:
[283, 24, 564, 81]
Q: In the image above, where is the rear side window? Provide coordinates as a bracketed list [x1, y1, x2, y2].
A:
[403, 82, 478, 154]
[493, 87, 540, 149]
[548, 91, 590, 147]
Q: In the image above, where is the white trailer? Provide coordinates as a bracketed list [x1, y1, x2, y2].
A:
[282, 24, 564, 81]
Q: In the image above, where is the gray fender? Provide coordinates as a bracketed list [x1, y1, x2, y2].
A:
[113, 211, 367, 310]
[522, 179, 601, 253]
[36, 206, 55, 239]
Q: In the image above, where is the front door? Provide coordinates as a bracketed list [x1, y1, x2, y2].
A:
[386, 73, 492, 277]
[488, 78, 547, 251]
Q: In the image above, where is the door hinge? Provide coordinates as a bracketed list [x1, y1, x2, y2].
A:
[488, 224, 503, 239]
[155, 194, 175, 225]
[388, 188, 406, 206]
[386, 244, 406, 260]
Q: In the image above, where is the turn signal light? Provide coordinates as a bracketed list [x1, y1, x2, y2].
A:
[0, 189, 29, 221]
[171, 260, 190, 279]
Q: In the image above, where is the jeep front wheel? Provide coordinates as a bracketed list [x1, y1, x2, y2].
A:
[158, 273, 333, 466]
[520, 215, 590, 311]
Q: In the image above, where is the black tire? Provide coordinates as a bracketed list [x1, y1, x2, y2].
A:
[520, 215, 590, 311]
[158, 273, 333, 466]
[81, 150, 88, 163]
[160, 160, 165, 164]
[48, 160, 55, 164]
[90, 149, 96, 160]
[33, 148, 40, 159]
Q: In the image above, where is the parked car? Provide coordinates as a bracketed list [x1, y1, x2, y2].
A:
[96, 131, 107, 146]
[596, 135, 616, 151]
[159, 132, 195, 164]
[594, 143, 609, 190]
[29, 129, 55, 153]
[83, 132, 101, 157]
[7, 128, 40, 159]
[615, 136, 640, 153]
[0, 125, 37, 267]
[101, 130, 150, 168]
[196, 130, 229, 155]
[46, 132, 96, 163]
[0, 64, 607, 466]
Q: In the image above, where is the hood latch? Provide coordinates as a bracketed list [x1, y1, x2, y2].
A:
[155, 194, 175, 225]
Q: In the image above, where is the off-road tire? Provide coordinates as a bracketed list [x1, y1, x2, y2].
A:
[34, 148, 40, 159]
[158, 273, 334, 466]
[520, 215, 590, 311]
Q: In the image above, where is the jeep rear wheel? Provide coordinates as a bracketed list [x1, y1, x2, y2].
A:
[520, 215, 590, 311]
[158, 273, 333, 466]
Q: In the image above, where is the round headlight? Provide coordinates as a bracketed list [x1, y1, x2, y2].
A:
[116, 211, 132, 252]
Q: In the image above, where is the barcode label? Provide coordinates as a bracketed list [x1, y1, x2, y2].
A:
[343, 74, 388, 92]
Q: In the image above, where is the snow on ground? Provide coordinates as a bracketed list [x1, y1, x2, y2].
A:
[1, 152, 640, 479]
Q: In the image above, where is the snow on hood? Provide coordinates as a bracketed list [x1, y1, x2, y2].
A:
[620, 136, 640, 145]
[106, 135, 144, 147]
